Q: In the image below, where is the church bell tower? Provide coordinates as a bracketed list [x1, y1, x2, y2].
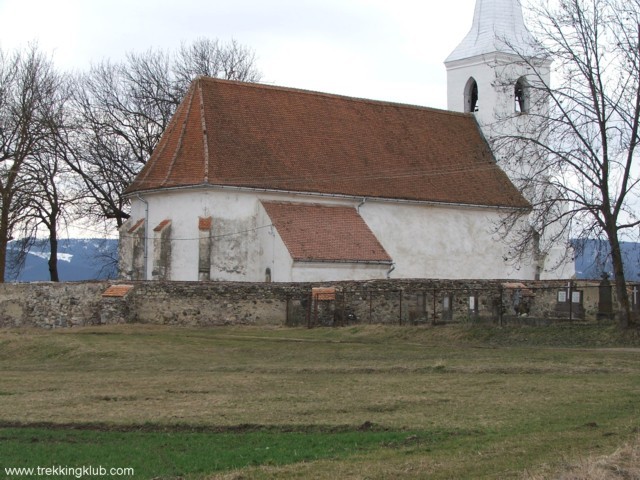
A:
[445, 0, 575, 280]
[444, 0, 550, 134]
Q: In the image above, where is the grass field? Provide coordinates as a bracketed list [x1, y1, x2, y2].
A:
[0, 324, 638, 479]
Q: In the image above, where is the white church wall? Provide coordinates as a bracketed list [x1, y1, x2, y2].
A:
[542, 245, 575, 280]
[130, 189, 265, 281]
[291, 262, 391, 282]
[360, 200, 537, 280]
[127, 187, 537, 282]
[255, 203, 294, 282]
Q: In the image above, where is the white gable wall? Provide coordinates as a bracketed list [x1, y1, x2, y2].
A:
[360, 200, 536, 280]
[255, 203, 293, 282]
[291, 263, 390, 282]
[128, 188, 262, 281]
[124, 187, 535, 282]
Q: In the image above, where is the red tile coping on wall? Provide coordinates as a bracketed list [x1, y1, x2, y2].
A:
[502, 282, 535, 297]
[199, 216, 212, 231]
[102, 285, 135, 298]
[128, 219, 144, 234]
[153, 219, 171, 232]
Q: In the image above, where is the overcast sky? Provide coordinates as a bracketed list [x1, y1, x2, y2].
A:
[0, 0, 478, 110]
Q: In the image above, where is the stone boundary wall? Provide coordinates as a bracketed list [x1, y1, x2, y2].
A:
[0, 282, 109, 328]
[0, 279, 625, 329]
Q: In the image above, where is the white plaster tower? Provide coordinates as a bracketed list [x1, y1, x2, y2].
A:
[445, 0, 550, 130]
[445, 0, 574, 279]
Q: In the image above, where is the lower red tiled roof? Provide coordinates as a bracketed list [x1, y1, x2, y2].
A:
[126, 78, 529, 209]
[262, 201, 392, 263]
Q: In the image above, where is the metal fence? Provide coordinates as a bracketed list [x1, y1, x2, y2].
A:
[284, 281, 640, 328]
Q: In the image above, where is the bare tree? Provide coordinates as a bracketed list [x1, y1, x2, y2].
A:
[0, 39, 260, 281]
[21, 142, 79, 281]
[67, 38, 261, 228]
[0, 45, 64, 282]
[174, 38, 262, 93]
[65, 60, 160, 227]
[495, 0, 640, 327]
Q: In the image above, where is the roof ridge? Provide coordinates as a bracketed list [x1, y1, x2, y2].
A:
[196, 79, 210, 183]
[162, 83, 197, 186]
[134, 86, 192, 189]
[197, 76, 473, 120]
[261, 200, 354, 208]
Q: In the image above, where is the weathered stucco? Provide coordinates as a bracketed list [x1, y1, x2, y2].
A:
[121, 187, 537, 283]
[120, 219, 146, 281]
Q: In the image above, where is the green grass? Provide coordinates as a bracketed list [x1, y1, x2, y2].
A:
[0, 427, 420, 478]
[0, 324, 638, 479]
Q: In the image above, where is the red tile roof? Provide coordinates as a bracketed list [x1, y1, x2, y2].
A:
[261, 201, 392, 263]
[127, 77, 529, 209]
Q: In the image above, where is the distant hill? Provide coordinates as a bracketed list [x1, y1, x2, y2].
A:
[7, 238, 118, 282]
[5, 237, 640, 283]
[573, 239, 640, 281]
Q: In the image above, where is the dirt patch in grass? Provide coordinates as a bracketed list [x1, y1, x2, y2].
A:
[0, 420, 392, 434]
[523, 436, 640, 479]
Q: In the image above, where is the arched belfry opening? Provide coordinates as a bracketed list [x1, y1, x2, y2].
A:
[464, 77, 479, 113]
[514, 77, 529, 113]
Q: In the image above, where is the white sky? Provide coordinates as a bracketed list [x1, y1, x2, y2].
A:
[0, 0, 477, 110]
[0, 0, 479, 239]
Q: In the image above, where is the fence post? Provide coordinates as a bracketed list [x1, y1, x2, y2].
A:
[306, 292, 312, 328]
[341, 290, 347, 326]
[498, 284, 503, 327]
[399, 290, 403, 326]
[286, 296, 290, 326]
[568, 281, 573, 323]
[432, 288, 437, 325]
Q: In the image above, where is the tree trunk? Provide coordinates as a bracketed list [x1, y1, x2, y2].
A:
[0, 193, 11, 284]
[607, 230, 631, 328]
[48, 219, 59, 282]
[0, 232, 6, 284]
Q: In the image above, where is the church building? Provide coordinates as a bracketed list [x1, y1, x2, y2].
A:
[119, 0, 573, 282]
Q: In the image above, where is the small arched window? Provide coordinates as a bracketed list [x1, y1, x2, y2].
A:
[514, 77, 529, 114]
[464, 77, 479, 113]
[265, 267, 272, 283]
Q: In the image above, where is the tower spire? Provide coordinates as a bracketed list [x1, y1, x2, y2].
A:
[445, 0, 541, 63]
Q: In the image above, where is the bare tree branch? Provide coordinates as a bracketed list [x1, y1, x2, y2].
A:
[67, 38, 262, 228]
[496, 0, 640, 328]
